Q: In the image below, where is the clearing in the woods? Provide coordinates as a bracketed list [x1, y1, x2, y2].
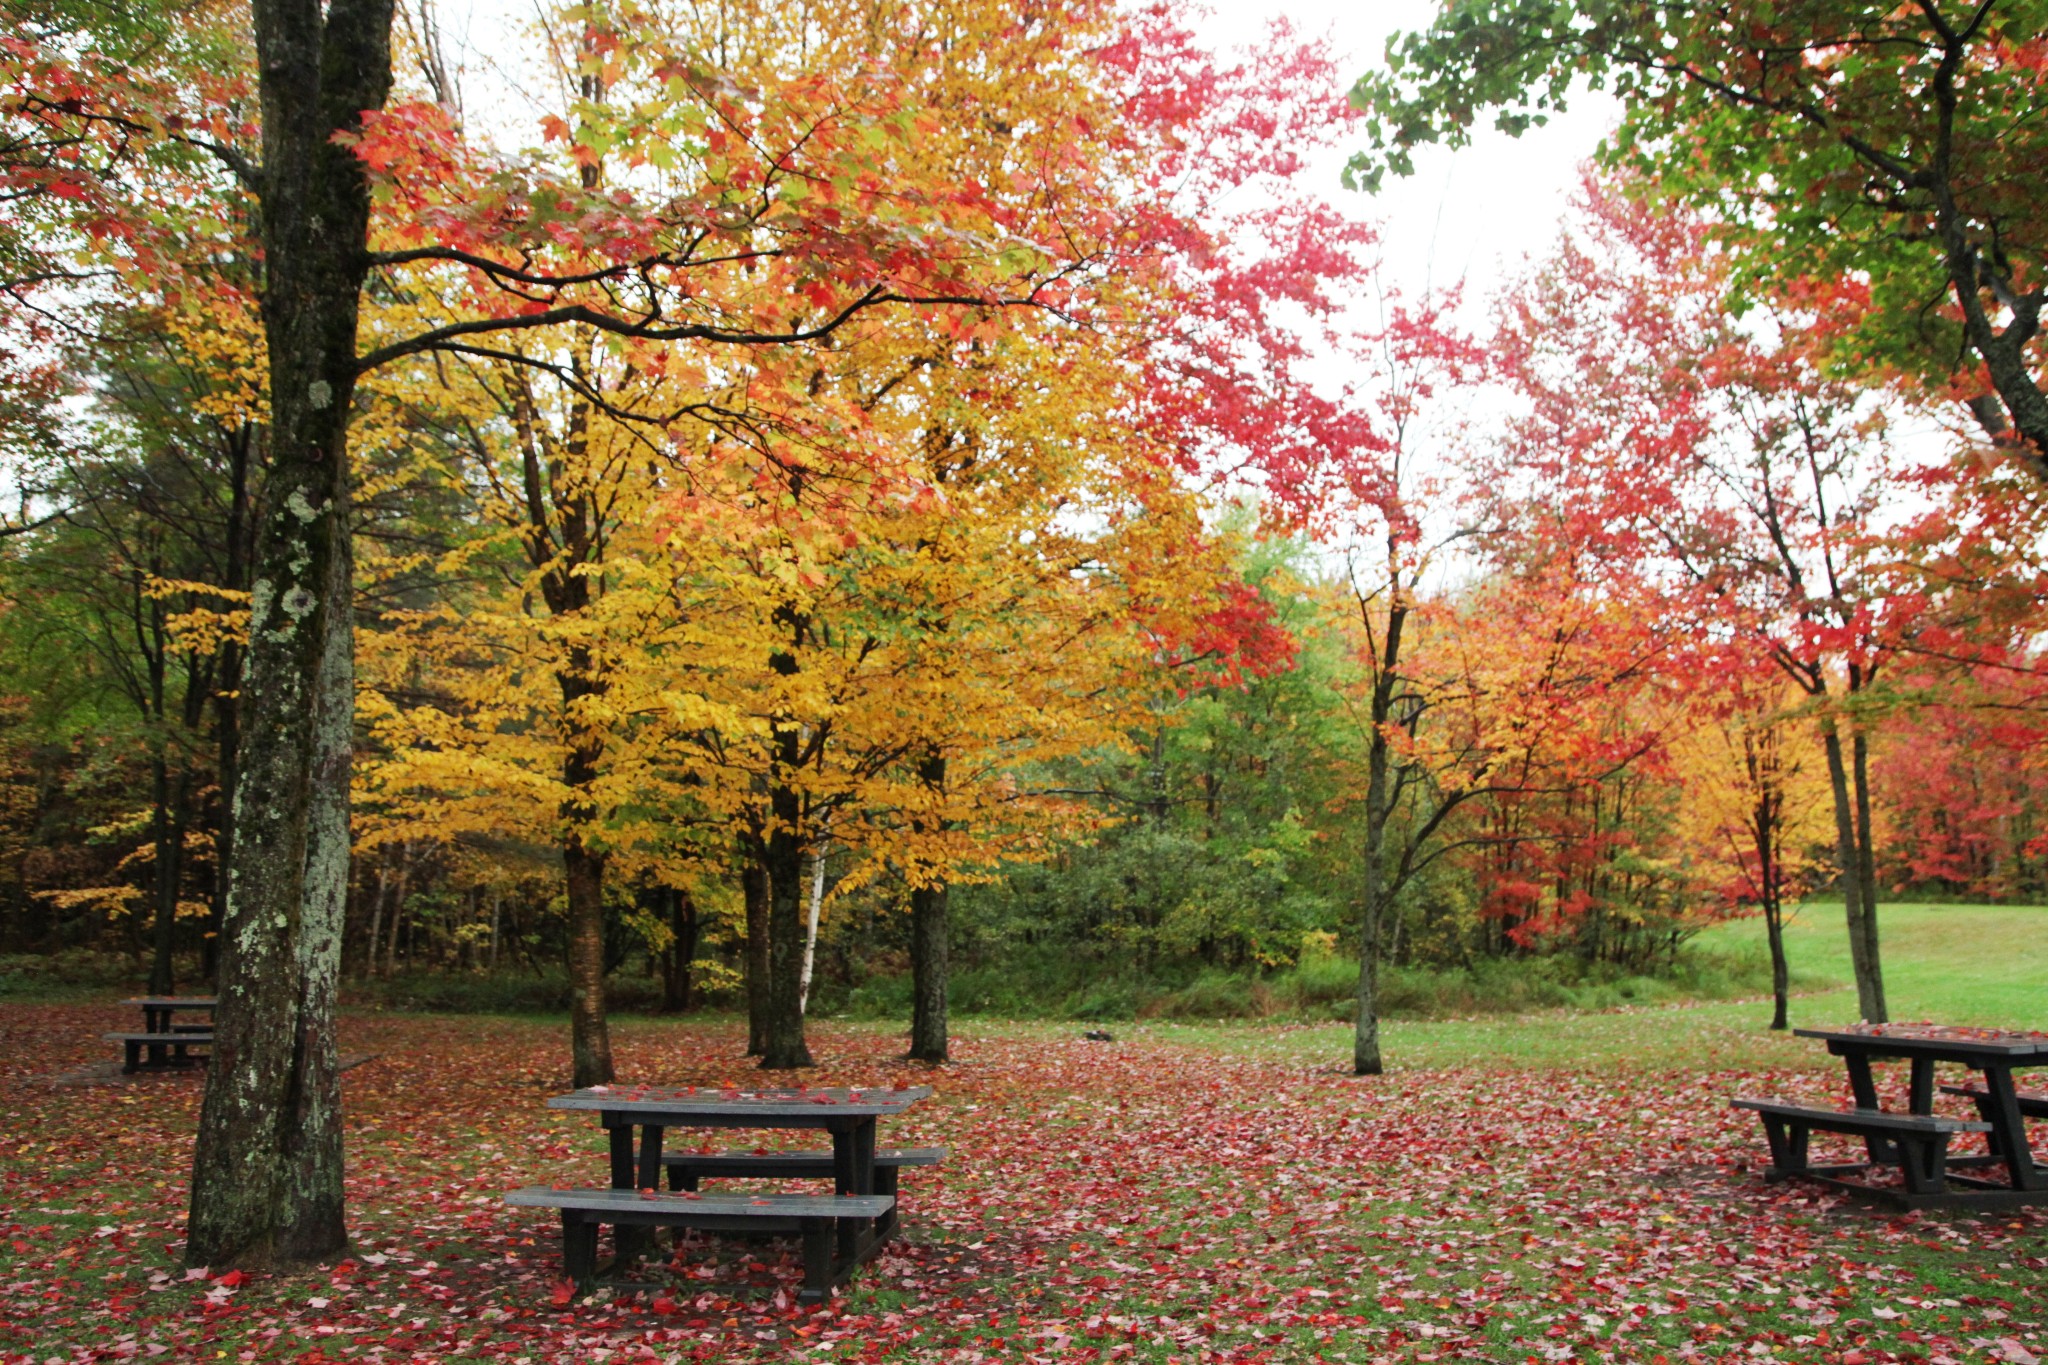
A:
[1, 907, 2044, 1364]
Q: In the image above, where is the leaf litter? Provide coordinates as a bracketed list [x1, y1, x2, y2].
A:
[0, 1004, 2042, 1363]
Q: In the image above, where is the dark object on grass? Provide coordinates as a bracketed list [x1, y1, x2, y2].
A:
[660, 1146, 945, 1243]
[505, 1187, 892, 1301]
[104, 1031, 212, 1073]
[1081, 1029, 1115, 1042]
[1731, 1097, 1987, 1204]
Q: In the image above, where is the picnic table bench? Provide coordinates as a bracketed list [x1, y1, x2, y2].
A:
[1730, 1098, 1990, 1198]
[1734, 1023, 2048, 1210]
[103, 1030, 212, 1073]
[505, 1187, 895, 1301]
[661, 1145, 945, 1241]
[119, 997, 215, 1033]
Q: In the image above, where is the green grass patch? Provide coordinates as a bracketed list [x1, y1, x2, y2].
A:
[1691, 900, 2048, 1028]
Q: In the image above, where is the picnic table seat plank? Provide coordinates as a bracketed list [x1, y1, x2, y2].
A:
[661, 1145, 946, 1186]
[1940, 1082, 2048, 1119]
[102, 1031, 212, 1073]
[1731, 1097, 1991, 1199]
[660, 1146, 946, 1241]
[505, 1187, 893, 1301]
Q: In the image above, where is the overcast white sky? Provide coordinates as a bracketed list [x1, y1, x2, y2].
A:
[1189, 0, 1620, 322]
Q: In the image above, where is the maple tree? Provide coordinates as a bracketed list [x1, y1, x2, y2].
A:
[0, 0, 992, 1263]
[1477, 176, 1934, 1022]
[1669, 659, 1836, 1029]
[341, 0, 1337, 1080]
[123, 0, 1239, 1265]
[1349, 0, 2048, 474]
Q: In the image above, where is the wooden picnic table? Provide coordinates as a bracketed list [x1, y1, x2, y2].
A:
[1794, 1022, 2048, 1204]
[544, 1083, 933, 1273]
[118, 997, 216, 1033]
[108, 997, 218, 1072]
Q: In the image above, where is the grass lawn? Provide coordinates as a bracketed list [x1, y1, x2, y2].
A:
[0, 911, 2042, 1364]
[1692, 901, 2048, 1030]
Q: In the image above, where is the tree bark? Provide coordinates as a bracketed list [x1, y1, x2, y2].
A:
[147, 760, 190, 997]
[743, 858, 770, 1055]
[761, 808, 813, 1069]
[1353, 585, 1405, 1078]
[563, 830, 613, 1087]
[908, 751, 950, 1064]
[1850, 726, 1885, 1020]
[205, 423, 256, 986]
[1743, 724, 1792, 1031]
[1820, 718, 1886, 1022]
[1763, 894, 1790, 1032]
[185, 0, 395, 1272]
[759, 600, 814, 1070]
[909, 880, 950, 1064]
[660, 885, 696, 1012]
[381, 849, 408, 977]
[799, 843, 826, 1014]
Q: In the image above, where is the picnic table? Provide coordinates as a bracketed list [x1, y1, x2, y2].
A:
[119, 997, 216, 1033]
[510, 1082, 935, 1299]
[1736, 1023, 2048, 1209]
[106, 996, 217, 1072]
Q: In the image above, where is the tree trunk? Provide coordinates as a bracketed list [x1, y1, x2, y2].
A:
[147, 759, 188, 997]
[382, 852, 408, 977]
[1850, 727, 1885, 1019]
[1763, 894, 1790, 1032]
[1745, 724, 1792, 1031]
[186, 0, 395, 1272]
[761, 808, 813, 1069]
[1820, 718, 1886, 1022]
[758, 599, 813, 1070]
[205, 423, 256, 987]
[743, 859, 770, 1055]
[660, 886, 697, 1012]
[360, 864, 385, 981]
[799, 843, 826, 1014]
[909, 880, 949, 1064]
[1353, 590, 1405, 1078]
[908, 751, 950, 1064]
[563, 832, 613, 1087]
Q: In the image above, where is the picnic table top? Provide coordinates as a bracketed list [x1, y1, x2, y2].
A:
[118, 997, 218, 1008]
[547, 1083, 933, 1119]
[1795, 1022, 2048, 1058]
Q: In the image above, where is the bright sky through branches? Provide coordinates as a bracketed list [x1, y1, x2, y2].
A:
[1192, 0, 1619, 320]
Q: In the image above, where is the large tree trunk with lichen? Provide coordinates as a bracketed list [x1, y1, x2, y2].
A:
[184, 0, 395, 1271]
